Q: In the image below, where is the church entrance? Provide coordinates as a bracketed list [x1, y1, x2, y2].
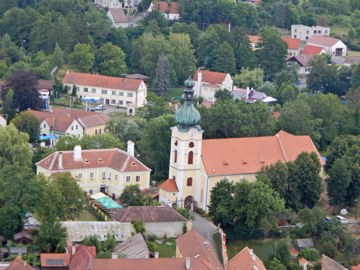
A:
[184, 196, 196, 210]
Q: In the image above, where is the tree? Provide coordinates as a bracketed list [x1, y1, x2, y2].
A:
[298, 248, 320, 261]
[11, 111, 40, 143]
[2, 89, 15, 121]
[132, 220, 146, 234]
[0, 124, 32, 167]
[214, 89, 233, 100]
[2, 70, 41, 111]
[96, 42, 127, 76]
[256, 27, 287, 77]
[55, 135, 81, 151]
[231, 27, 257, 70]
[82, 234, 117, 258]
[234, 68, 264, 88]
[107, 117, 147, 143]
[210, 41, 236, 74]
[267, 258, 287, 270]
[137, 92, 170, 121]
[35, 220, 67, 253]
[119, 185, 143, 206]
[80, 134, 124, 150]
[51, 42, 65, 68]
[51, 173, 86, 220]
[208, 179, 234, 228]
[152, 54, 171, 98]
[68, 43, 94, 72]
[269, 238, 292, 267]
[307, 55, 337, 93]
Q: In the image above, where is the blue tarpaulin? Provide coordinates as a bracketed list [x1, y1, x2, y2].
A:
[39, 135, 58, 140]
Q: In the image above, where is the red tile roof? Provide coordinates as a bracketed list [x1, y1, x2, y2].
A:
[176, 230, 223, 270]
[69, 246, 96, 270]
[38, 80, 53, 90]
[282, 37, 301, 50]
[202, 130, 323, 176]
[193, 70, 228, 85]
[112, 206, 187, 222]
[62, 72, 143, 92]
[155, 2, 180, 14]
[5, 256, 35, 270]
[290, 248, 299, 256]
[28, 108, 108, 133]
[40, 253, 70, 267]
[227, 247, 266, 270]
[299, 257, 308, 264]
[91, 258, 214, 270]
[307, 35, 340, 46]
[301, 45, 326, 55]
[109, 8, 127, 23]
[36, 148, 151, 173]
[159, 178, 179, 192]
[289, 55, 313, 67]
[352, 263, 360, 270]
[248, 35, 261, 44]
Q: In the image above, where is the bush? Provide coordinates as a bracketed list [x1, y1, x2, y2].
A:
[147, 234, 157, 242]
[298, 248, 320, 261]
[175, 207, 193, 220]
[182, 222, 188, 234]
[132, 220, 145, 234]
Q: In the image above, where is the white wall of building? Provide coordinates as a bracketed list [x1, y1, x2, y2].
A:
[291, 24, 330, 41]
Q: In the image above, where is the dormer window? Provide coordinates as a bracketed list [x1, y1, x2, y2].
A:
[98, 158, 103, 163]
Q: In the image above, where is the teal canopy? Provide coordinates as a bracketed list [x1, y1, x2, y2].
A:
[96, 196, 122, 209]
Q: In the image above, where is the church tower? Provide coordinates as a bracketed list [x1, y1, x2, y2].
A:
[169, 78, 203, 209]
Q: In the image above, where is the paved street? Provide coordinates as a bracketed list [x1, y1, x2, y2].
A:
[192, 212, 221, 260]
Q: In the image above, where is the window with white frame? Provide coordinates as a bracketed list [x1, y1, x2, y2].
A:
[126, 176, 130, 183]
[101, 90, 107, 94]
[108, 172, 111, 180]
[115, 174, 118, 181]
[119, 92, 124, 96]
[112, 91, 116, 95]
[90, 172, 94, 179]
[127, 93, 133, 97]
[102, 172, 106, 179]
[84, 88, 88, 92]
[136, 176, 140, 182]
[78, 173, 82, 179]
[92, 88, 96, 93]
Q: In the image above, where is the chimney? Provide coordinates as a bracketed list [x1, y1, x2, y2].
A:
[58, 152, 63, 169]
[111, 252, 118, 259]
[127, 140, 135, 156]
[185, 257, 190, 270]
[249, 249, 256, 261]
[73, 145, 82, 161]
[154, 252, 159, 258]
[71, 244, 76, 256]
[198, 71, 202, 97]
[246, 87, 250, 99]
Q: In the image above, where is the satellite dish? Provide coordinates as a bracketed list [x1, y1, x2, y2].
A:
[340, 209, 348, 216]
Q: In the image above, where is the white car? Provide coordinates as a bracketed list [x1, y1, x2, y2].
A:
[335, 215, 348, 224]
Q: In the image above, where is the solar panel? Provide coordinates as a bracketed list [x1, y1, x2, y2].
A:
[46, 259, 64, 265]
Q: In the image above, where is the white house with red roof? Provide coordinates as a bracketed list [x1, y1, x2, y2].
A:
[62, 71, 147, 114]
[282, 37, 301, 57]
[193, 70, 233, 102]
[307, 35, 347, 56]
[148, 1, 180, 20]
[288, 55, 314, 75]
[36, 143, 151, 197]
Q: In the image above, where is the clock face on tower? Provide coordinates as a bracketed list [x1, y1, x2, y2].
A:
[188, 128, 197, 138]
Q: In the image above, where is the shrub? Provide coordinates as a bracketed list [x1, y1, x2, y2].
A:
[298, 248, 320, 261]
[132, 220, 145, 234]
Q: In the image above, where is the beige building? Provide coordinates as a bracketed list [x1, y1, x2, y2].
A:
[62, 71, 147, 114]
[36, 142, 151, 197]
[159, 79, 324, 211]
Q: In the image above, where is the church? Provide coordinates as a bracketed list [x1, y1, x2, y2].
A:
[159, 78, 324, 211]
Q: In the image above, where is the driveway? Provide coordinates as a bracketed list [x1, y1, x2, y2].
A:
[192, 212, 221, 260]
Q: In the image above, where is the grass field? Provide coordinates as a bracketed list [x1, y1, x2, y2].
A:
[75, 209, 100, 221]
[227, 238, 277, 264]
[150, 238, 176, 258]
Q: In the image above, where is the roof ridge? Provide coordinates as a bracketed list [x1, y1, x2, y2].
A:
[275, 132, 288, 162]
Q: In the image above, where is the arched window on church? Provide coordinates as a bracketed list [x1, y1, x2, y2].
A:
[187, 177, 193, 186]
[174, 150, 177, 163]
[188, 151, 193, 165]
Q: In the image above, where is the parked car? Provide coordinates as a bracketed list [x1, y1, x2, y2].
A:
[335, 215, 348, 224]
[91, 105, 106, 111]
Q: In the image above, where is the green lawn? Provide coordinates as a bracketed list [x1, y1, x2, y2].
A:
[75, 209, 101, 221]
[227, 238, 277, 263]
[150, 238, 176, 258]
[168, 88, 183, 101]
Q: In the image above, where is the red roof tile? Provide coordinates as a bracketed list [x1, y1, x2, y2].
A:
[193, 70, 228, 85]
[282, 37, 301, 50]
[40, 253, 70, 267]
[289, 55, 313, 67]
[290, 248, 299, 256]
[91, 258, 214, 270]
[301, 45, 326, 55]
[299, 257, 308, 264]
[202, 130, 323, 176]
[307, 35, 341, 46]
[112, 206, 187, 222]
[155, 2, 180, 14]
[5, 256, 35, 270]
[248, 35, 261, 44]
[176, 230, 223, 270]
[62, 72, 143, 92]
[159, 178, 179, 192]
[227, 247, 266, 270]
[69, 246, 96, 270]
[36, 148, 151, 173]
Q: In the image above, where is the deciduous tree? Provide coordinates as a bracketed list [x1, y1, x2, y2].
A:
[68, 43, 94, 72]
[11, 111, 40, 143]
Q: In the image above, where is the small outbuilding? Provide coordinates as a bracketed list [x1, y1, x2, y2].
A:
[295, 238, 314, 251]
[13, 231, 33, 245]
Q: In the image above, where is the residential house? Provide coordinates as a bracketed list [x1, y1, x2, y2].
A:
[322, 255, 347, 270]
[0, 115, 6, 127]
[248, 35, 261, 50]
[159, 79, 324, 210]
[40, 253, 70, 270]
[94, 0, 143, 8]
[28, 108, 109, 139]
[193, 70, 233, 102]
[107, 8, 129, 28]
[13, 231, 33, 245]
[282, 37, 301, 57]
[295, 238, 314, 251]
[62, 71, 147, 113]
[288, 55, 313, 75]
[298, 258, 313, 270]
[227, 247, 266, 270]
[232, 87, 277, 104]
[291, 24, 330, 41]
[36, 142, 151, 197]
[301, 45, 327, 56]
[61, 221, 134, 243]
[148, 2, 180, 20]
[4, 256, 35, 270]
[307, 35, 347, 56]
[111, 206, 191, 237]
[113, 233, 150, 258]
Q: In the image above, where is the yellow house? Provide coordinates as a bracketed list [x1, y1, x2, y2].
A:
[159, 79, 324, 211]
[36, 142, 151, 197]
